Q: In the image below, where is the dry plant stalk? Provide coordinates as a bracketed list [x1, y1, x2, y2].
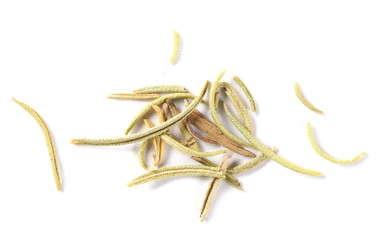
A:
[13, 98, 62, 191]
[151, 105, 166, 166]
[143, 119, 159, 169]
[307, 123, 366, 164]
[200, 154, 231, 221]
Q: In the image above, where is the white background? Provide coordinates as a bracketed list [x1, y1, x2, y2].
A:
[1, 1, 385, 239]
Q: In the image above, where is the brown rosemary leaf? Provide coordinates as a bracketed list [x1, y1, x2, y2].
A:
[188, 110, 256, 157]
[127, 165, 226, 187]
[143, 119, 159, 169]
[166, 99, 201, 151]
[200, 154, 231, 221]
[186, 121, 219, 145]
[151, 105, 167, 166]
[71, 81, 209, 146]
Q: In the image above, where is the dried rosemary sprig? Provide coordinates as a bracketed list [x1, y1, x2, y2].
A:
[307, 123, 366, 164]
[72, 81, 209, 146]
[200, 154, 231, 221]
[13, 98, 62, 191]
[127, 165, 226, 187]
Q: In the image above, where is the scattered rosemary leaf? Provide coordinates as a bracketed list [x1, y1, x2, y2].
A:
[124, 92, 205, 135]
[228, 147, 277, 174]
[294, 82, 324, 114]
[151, 105, 167, 166]
[143, 119, 159, 168]
[72, 81, 209, 146]
[209, 72, 255, 148]
[161, 134, 229, 157]
[133, 85, 187, 94]
[186, 122, 219, 145]
[223, 103, 323, 176]
[200, 154, 231, 221]
[232, 75, 257, 113]
[219, 82, 253, 133]
[127, 165, 226, 187]
[12, 98, 62, 191]
[307, 123, 366, 164]
[188, 110, 256, 157]
[138, 139, 152, 171]
[170, 31, 180, 64]
[107, 93, 160, 100]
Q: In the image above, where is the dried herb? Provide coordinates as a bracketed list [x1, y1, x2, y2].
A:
[107, 93, 160, 100]
[134, 85, 187, 94]
[127, 165, 225, 187]
[307, 123, 366, 164]
[170, 31, 180, 64]
[200, 154, 231, 221]
[294, 82, 324, 114]
[13, 98, 62, 191]
[223, 102, 323, 176]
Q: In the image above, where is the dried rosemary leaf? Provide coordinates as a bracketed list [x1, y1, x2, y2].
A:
[138, 139, 152, 171]
[161, 134, 229, 157]
[232, 75, 257, 113]
[167, 100, 201, 151]
[223, 103, 323, 176]
[72, 81, 209, 146]
[133, 85, 187, 94]
[124, 92, 204, 135]
[209, 71, 255, 148]
[200, 154, 231, 221]
[107, 93, 160, 100]
[143, 119, 159, 168]
[170, 31, 180, 64]
[294, 82, 324, 114]
[127, 165, 225, 187]
[307, 123, 366, 164]
[151, 105, 167, 166]
[218, 82, 253, 133]
[188, 110, 256, 157]
[12, 98, 62, 191]
[228, 147, 277, 174]
[186, 122, 219, 145]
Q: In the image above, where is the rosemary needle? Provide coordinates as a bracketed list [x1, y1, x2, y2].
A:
[72, 81, 209, 146]
[124, 93, 204, 135]
[232, 75, 257, 113]
[161, 134, 229, 157]
[12, 98, 62, 191]
[200, 154, 231, 221]
[209, 71, 255, 148]
[133, 85, 187, 94]
[107, 93, 160, 100]
[127, 165, 226, 187]
[223, 103, 323, 176]
[294, 82, 324, 114]
[170, 31, 180, 64]
[307, 123, 366, 164]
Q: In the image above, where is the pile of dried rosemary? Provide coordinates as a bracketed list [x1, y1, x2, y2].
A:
[71, 72, 325, 221]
